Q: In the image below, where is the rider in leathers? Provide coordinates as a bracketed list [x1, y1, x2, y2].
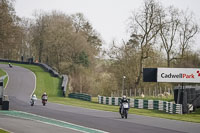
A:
[119, 95, 129, 114]
[41, 92, 48, 101]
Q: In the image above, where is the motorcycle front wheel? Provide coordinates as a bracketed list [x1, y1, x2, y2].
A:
[125, 110, 128, 119]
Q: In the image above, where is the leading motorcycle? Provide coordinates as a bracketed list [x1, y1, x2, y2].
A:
[30, 94, 37, 106]
[8, 63, 12, 68]
[120, 102, 129, 119]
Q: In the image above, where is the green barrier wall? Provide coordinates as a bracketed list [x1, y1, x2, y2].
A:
[68, 93, 91, 101]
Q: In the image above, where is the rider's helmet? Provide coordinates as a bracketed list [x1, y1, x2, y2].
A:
[33, 94, 36, 98]
[122, 95, 126, 99]
[43, 92, 46, 95]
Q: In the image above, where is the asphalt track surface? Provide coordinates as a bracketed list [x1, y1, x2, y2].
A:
[0, 64, 200, 133]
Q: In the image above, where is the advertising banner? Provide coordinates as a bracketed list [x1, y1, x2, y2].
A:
[157, 68, 200, 83]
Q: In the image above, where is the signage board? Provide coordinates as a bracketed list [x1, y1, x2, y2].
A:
[143, 68, 157, 82]
[157, 68, 200, 83]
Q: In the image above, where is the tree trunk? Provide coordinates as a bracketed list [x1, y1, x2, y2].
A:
[167, 51, 170, 67]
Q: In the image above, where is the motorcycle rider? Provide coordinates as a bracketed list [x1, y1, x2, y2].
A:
[30, 94, 37, 106]
[41, 92, 48, 105]
[119, 95, 129, 114]
[8, 62, 12, 68]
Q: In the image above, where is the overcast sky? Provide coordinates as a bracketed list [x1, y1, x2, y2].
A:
[15, 0, 200, 49]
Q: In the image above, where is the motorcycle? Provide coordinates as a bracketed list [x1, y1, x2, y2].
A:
[42, 95, 48, 106]
[120, 102, 129, 119]
[30, 96, 37, 106]
[9, 63, 12, 68]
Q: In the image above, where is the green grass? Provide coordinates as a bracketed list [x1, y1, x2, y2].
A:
[0, 129, 9, 133]
[0, 68, 5, 76]
[0, 62, 62, 97]
[0, 68, 8, 88]
[49, 96, 200, 123]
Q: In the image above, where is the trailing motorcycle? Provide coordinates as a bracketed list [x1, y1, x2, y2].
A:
[120, 102, 129, 119]
[42, 95, 48, 106]
[8, 63, 12, 68]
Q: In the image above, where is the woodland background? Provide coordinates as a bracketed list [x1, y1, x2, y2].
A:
[1, 0, 200, 97]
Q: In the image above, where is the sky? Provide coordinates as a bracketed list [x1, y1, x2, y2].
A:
[14, 0, 200, 50]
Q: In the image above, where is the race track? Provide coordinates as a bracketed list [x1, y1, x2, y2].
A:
[0, 64, 200, 133]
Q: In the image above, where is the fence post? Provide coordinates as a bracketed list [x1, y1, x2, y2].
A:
[135, 89, 136, 97]
[139, 88, 141, 96]
[160, 87, 162, 94]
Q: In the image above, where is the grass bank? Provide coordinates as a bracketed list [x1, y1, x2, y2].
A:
[0, 69, 5, 76]
[0, 129, 9, 133]
[0, 68, 8, 88]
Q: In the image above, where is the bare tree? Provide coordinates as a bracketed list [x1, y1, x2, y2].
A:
[71, 13, 86, 33]
[159, 6, 180, 67]
[179, 10, 199, 58]
[32, 11, 47, 62]
[19, 18, 35, 60]
[129, 0, 161, 87]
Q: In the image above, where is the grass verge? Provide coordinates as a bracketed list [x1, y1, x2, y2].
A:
[0, 68, 8, 88]
[0, 68, 5, 76]
[0, 129, 9, 133]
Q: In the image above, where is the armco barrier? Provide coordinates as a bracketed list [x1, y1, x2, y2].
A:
[68, 93, 91, 101]
[98, 95, 182, 114]
[38, 63, 59, 77]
